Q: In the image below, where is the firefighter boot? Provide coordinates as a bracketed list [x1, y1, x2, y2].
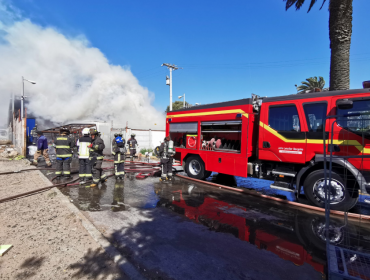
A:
[79, 178, 86, 185]
[31, 160, 38, 166]
[159, 176, 168, 182]
[168, 176, 173, 181]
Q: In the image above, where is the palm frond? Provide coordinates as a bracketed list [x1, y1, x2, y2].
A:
[319, 0, 327, 10]
[284, 0, 327, 12]
[307, 0, 318, 12]
[285, 0, 303, 10]
[318, 76, 326, 88]
[297, 76, 326, 94]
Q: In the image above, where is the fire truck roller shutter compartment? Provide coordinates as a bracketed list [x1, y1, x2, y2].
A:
[169, 122, 198, 149]
[200, 120, 249, 177]
[200, 121, 242, 152]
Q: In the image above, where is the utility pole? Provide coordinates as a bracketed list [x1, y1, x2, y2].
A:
[161, 63, 181, 111]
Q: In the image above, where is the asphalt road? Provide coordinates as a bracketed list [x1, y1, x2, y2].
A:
[29, 155, 370, 280]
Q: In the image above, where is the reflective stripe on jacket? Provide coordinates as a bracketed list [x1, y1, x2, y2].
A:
[55, 134, 74, 158]
[90, 136, 105, 160]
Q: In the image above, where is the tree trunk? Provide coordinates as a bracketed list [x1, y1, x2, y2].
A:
[329, 0, 353, 91]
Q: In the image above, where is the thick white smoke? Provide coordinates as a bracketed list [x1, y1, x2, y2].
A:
[0, 4, 165, 129]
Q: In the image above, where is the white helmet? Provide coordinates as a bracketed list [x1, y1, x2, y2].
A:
[82, 128, 90, 135]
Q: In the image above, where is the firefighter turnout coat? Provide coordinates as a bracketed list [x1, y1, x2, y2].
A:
[55, 134, 75, 158]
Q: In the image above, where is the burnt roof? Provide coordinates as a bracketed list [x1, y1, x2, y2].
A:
[263, 88, 370, 103]
[170, 98, 252, 113]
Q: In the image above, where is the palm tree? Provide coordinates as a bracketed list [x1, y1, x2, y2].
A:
[297, 76, 326, 93]
[285, 0, 353, 91]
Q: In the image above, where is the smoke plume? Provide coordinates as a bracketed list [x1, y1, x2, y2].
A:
[0, 3, 165, 129]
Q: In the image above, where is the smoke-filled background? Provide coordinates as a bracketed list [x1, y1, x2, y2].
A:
[0, 1, 165, 129]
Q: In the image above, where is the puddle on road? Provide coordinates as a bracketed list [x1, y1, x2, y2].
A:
[60, 175, 160, 212]
[154, 178, 370, 277]
[39, 159, 370, 278]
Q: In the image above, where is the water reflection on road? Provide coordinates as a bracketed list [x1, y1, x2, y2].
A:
[57, 168, 370, 279]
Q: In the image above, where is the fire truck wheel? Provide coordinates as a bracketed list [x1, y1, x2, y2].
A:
[185, 156, 206, 179]
[303, 169, 358, 211]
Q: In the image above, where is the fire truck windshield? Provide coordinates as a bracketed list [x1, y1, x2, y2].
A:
[337, 99, 370, 136]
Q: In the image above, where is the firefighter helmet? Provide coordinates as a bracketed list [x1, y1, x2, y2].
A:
[60, 127, 70, 135]
[90, 129, 99, 136]
[114, 133, 118, 137]
[154, 146, 161, 158]
[82, 128, 90, 135]
[131, 133, 136, 137]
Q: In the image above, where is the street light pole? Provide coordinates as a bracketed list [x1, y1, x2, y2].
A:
[169, 67, 173, 111]
[162, 63, 181, 111]
[21, 76, 36, 119]
[178, 93, 185, 108]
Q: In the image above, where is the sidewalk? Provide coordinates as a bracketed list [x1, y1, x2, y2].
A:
[0, 160, 124, 280]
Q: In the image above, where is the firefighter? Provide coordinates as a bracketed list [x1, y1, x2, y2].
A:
[89, 129, 107, 187]
[77, 128, 92, 185]
[55, 128, 74, 179]
[112, 133, 126, 179]
[127, 133, 138, 161]
[159, 136, 176, 181]
[32, 131, 52, 167]
[112, 133, 119, 153]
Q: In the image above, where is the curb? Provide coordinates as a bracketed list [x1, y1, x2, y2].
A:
[37, 170, 145, 280]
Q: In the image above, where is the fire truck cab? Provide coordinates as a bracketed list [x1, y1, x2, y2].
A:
[166, 88, 370, 211]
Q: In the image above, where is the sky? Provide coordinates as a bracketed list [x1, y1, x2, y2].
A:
[2, 0, 370, 117]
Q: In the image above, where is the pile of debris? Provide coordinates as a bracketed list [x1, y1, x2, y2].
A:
[0, 145, 21, 160]
[0, 140, 11, 145]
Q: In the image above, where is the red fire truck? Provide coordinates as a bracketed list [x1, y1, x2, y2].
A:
[166, 88, 370, 211]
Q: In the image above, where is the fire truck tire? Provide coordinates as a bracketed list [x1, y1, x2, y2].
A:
[303, 169, 358, 211]
[185, 156, 206, 180]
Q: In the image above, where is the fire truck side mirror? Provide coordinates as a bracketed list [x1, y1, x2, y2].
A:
[337, 99, 353, 110]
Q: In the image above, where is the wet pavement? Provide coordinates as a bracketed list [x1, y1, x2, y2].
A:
[37, 158, 370, 279]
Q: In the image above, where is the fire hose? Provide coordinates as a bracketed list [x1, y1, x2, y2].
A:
[0, 174, 118, 205]
[0, 159, 174, 204]
[0, 167, 56, 176]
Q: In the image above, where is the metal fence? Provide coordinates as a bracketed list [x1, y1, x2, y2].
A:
[324, 116, 370, 280]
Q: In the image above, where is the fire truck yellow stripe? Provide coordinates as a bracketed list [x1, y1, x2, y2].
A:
[260, 121, 370, 153]
[167, 109, 248, 119]
[307, 139, 370, 153]
[259, 121, 306, 143]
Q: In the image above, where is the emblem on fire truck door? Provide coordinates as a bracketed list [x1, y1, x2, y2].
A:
[278, 147, 304, 154]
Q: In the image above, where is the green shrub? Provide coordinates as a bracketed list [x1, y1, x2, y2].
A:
[140, 148, 147, 154]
